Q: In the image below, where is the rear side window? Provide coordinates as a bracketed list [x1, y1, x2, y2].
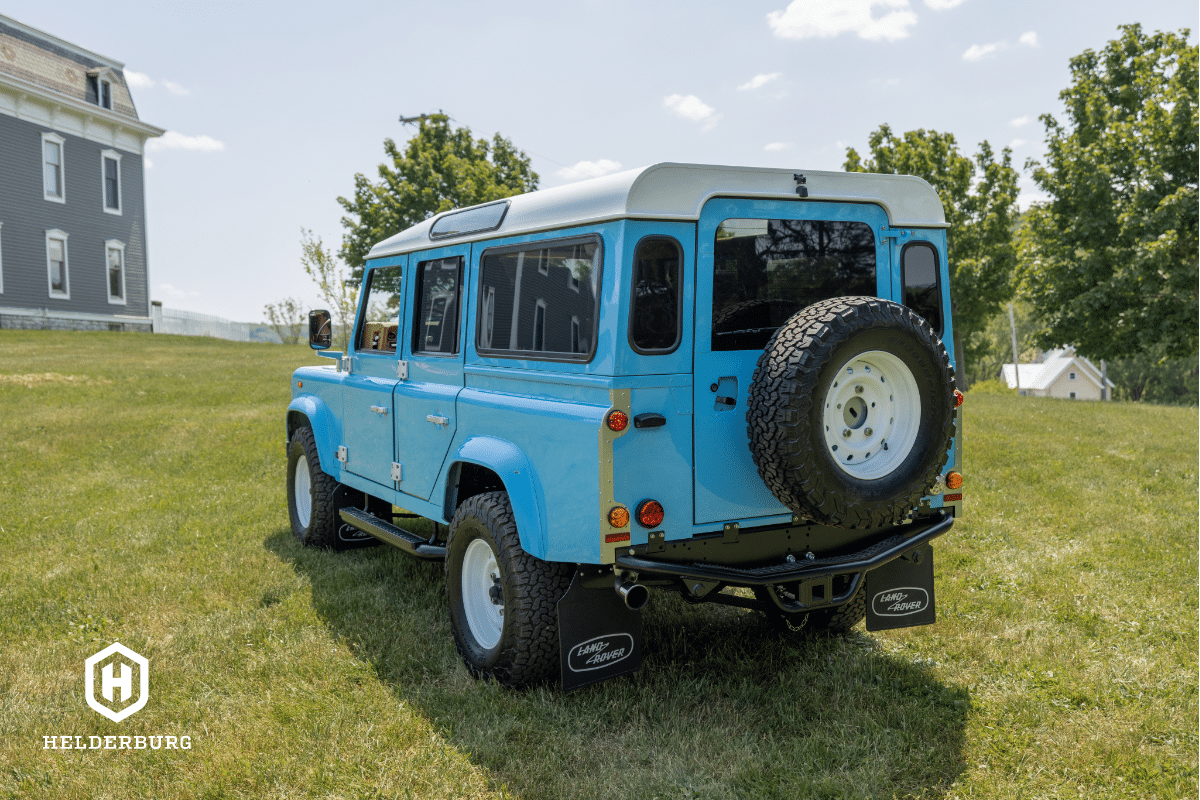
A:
[712, 218, 876, 351]
[902, 242, 943, 335]
[629, 237, 682, 353]
[356, 265, 403, 352]
[477, 235, 601, 360]
[413, 256, 462, 355]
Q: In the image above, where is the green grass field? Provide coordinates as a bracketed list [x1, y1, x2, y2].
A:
[0, 330, 1195, 800]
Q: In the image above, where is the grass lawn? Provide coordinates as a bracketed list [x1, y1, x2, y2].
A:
[0, 330, 1195, 800]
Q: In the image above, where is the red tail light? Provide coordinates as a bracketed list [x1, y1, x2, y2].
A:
[606, 410, 629, 432]
[635, 499, 664, 528]
[954, 389, 964, 407]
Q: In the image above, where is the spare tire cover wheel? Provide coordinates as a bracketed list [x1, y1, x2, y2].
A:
[746, 296, 956, 529]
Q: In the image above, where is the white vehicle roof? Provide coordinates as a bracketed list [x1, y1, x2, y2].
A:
[367, 162, 948, 259]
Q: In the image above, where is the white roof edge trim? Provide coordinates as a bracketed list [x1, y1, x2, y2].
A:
[367, 162, 948, 260]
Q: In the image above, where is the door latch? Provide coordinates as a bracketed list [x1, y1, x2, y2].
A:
[370, 405, 389, 416]
[426, 414, 449, 428]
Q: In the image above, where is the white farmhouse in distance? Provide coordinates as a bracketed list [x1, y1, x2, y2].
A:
[1002, 347, 1115, 401]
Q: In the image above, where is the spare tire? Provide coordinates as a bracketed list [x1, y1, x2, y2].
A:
[746, 296, 955, 529]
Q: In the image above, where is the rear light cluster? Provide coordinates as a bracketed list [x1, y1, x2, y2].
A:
[607, 506, 630, 529]
[635, 500, 664, 528]
[954, 389, 964, 408]
[946, 472, 963, 490]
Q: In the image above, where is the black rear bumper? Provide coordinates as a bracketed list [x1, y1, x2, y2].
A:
[614, 512, 952, 588]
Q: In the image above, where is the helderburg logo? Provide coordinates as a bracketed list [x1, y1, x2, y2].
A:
[871, 587, 930, 617]
[85, 642, 148, 722]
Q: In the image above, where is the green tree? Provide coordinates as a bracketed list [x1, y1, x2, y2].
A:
[1018, 24, 1198, 361]
[300, 228, 358, 352]
[845, 126, 1020, 384]
[263, 296, 304, 345]
[338, 114, 539, 279]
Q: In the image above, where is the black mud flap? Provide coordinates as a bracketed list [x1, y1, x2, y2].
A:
[865, 546, 936, 632]
[557, 569, 642, 692]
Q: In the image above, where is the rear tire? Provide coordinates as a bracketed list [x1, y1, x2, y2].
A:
[445, 492, 573, 687]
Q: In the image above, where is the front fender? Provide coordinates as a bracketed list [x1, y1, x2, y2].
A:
[287, 395, 342, 479]
[450, 436, 548, 559]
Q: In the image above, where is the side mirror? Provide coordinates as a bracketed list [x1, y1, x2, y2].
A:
[308, 309, 332, 350]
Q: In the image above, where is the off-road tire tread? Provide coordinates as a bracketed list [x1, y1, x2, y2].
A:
[288, 425, 341, 548]
[446, 492, 574, 688]
[746, 296, 955, 529]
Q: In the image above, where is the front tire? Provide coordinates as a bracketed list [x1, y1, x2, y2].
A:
[445, 492, 573, 687]
[287, 425, 379, 550]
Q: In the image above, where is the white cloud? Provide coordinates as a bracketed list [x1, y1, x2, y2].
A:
[145, 157, 153, 169]
[556, 159, 624, 181]
[1010, 139, 1027, 148]
[1010, 115, 1032, 127]
[162, 80, 190, 96]
[1019, 31, 1038, 47]
[963, 41, 1003, 61]
[764, 142, 793, 151]
[739, 72, 783, 91]
[146, 131, 226, 152]
[924, 0, 964, 7]
[663, 94, 722, 129]
[767, 0, 918, 43]
[156, 283, 199, 301]
[124, 70, 154, 90]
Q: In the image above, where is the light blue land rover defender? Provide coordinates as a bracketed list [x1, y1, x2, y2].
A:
[286, 163, 963, 690]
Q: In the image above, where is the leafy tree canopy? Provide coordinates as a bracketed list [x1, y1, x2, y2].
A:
[1018, 24, 1198, 361]
[845, 126, 1020, 382]
[338, 114, 539, 279]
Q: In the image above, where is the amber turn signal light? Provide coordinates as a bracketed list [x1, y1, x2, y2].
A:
[606, 410, 629, 432]
[635, 499, 665, 528]
[608, 506, 630, 529]
[946, 472, 963, 490]
[954, 389, 964, 407]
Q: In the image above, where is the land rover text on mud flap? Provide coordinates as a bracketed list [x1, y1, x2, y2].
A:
[287, 163, 964, 691]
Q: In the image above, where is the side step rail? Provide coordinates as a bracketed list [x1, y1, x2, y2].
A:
[339, 507, 446, 561]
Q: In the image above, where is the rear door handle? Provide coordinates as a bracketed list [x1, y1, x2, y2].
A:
[370, 405, 389, 416]
[427, 414, 449, 427]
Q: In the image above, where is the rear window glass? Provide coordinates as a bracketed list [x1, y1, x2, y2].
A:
[712, 219, 876, 351]
[902, 242, 942, 335]
[629, 237, 682, 353]
[477, 236, 601, 359]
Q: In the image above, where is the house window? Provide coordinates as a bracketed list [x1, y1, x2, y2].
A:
[106, 240, 126, 304]
[46, 229, 69, 299]
[102, 150, 122, 214]
[1069, 391, 1077, 399]
[1069, 371, 1076, 380]
[42, 133, 66, 202]
[0, 221, 4, 294]
[533, 300, 547, 351]
[100, 78, 112, 110]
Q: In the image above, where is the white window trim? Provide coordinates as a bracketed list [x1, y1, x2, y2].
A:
[533, 299, 547, 351]
[106, 239, 127, 305]
[101, 149, 122, 215]
[0, 221, 4, 294]
[99, 78, 112, 110]
[1069, 371, 1076, 380]
[42, 132, 66, 204]
[46, 229, 69, 299]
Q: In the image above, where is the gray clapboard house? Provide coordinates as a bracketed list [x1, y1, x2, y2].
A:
[0, 14, 163, 332]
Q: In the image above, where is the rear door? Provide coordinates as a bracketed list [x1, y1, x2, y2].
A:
[692, 197, 890, 525]
[394, 245, 469, 501]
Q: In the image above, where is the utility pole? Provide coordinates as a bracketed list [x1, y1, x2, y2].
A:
[398, 110, 444, 126]
[1009, 303, 1021, 396]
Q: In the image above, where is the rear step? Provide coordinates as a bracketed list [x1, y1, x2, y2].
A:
[339, 507, 447, 560]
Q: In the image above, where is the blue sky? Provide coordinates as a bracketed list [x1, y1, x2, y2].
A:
[9, 0, 1197, 322]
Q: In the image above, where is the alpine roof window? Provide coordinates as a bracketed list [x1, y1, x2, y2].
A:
[901, 242, 943, 335]
[429, 201, 509, 240]
[477, 235, 601, 361]
[712, 218, 876, 351]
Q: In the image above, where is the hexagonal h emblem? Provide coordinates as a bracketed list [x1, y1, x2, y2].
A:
[85, 642, 149, 722]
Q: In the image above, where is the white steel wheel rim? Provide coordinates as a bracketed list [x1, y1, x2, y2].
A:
[821, 350, 922, 480]
[461, 538, 503, 650]
[294, 456, 313, 527]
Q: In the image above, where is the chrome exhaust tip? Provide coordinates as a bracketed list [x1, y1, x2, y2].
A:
[615, 579, 649, 611]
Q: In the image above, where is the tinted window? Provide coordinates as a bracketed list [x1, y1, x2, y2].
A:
[414, 257, 463, 355]
[477, 237, 601, 359]
[712, 219, 876, 351]
[430, 201, 509, 239]
[357, 265, 403, 352]
[629, 237, 682, 353]
[902, 243, 942, 334]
